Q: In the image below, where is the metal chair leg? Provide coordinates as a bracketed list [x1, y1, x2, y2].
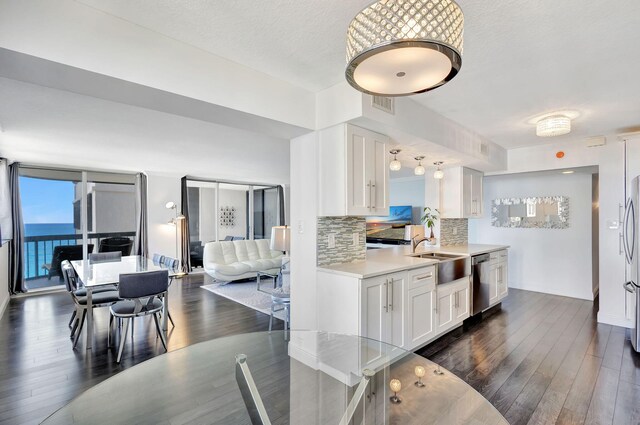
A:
[153, 314, 168, 351]
[70, 308, 80, 338]
[131, 317, 134, 340]
[73, 310, 87, 349]
[117, 318, 131, 363]
[167, 309, 175, 327]
[108, 314, 114, 347]
[68, 310, 77, 327]
[268, 303, 275, 333]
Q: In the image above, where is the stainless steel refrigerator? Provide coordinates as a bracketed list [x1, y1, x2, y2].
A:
[623, 176, 639, 351]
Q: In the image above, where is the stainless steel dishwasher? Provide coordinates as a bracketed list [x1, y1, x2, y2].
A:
[472, 253, 491, 315]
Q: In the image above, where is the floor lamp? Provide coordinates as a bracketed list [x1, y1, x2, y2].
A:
[166, 202, 187, 277]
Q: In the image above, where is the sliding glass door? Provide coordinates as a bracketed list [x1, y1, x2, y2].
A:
[19, 166, 136, 291]
[185, 179, 284, 270]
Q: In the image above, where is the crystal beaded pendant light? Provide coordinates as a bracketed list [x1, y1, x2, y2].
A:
[536, 115, 572, 137]
[346, 0, 464, 96]
[389, 149, 402, 171]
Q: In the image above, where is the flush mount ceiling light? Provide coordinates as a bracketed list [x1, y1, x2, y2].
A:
[414, 156, 426, 175]
[433, 161, 444, 179]
[536, 115, 572, 137]
[345, 0, 464, 96]
[389, 149, 402, 171]
[528, 110, 579, 138]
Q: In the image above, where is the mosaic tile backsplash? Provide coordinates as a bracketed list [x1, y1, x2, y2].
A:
[317, 217, 366, 266]
[440, 218, 468, 246]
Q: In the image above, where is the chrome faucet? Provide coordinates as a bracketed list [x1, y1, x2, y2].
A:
[411, 235, 430, 253]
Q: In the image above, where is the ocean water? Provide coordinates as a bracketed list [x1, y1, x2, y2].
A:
[24, 223, 76, 279]
[25, 223, 75, 237]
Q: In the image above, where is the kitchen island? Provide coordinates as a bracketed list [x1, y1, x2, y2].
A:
[317, 244, 509, 353]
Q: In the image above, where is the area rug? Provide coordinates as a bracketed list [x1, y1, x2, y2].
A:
[201, 280, 286, 321]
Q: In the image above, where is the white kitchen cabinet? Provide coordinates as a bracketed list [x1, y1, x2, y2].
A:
[360, 271, 406, 350]
[435, 282, 456, 334]
[436, 278, 470, 334]
[498, 250, 509, 299]
[441, 166, 484, 218]
[318, 124, 390, 216]
[406, 279, 436, 348]
[489, 263, 499, 306]
[454, 280, 470, 322]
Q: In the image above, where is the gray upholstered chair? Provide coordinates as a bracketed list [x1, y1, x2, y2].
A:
[89, 251, 122, 264]
[61, 260, 120, 348]
[109, 270, 169, 363]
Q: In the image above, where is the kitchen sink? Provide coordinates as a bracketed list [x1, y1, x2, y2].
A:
[410, 252, 471, 284]
[411, 252, 464, 261]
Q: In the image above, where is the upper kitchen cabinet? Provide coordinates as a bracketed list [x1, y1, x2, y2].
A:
[319, 124, 390, 216]
[440, 166, 484, 218]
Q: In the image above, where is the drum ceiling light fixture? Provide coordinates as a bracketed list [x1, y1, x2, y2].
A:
[346, 0, 464, 97]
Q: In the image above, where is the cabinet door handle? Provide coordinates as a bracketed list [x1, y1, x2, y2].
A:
[366, 181, 371, 209]
[620, 232, 624, 255]
[372, 181, 377, 209]
[383, 279, 388, 312]
[416, 272, 433, 281]
[389, 278, 394, 311]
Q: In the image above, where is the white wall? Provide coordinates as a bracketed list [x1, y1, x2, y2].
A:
[290, 132, 319, 331]
[0, 242, 10, 318]
[469, 171, 594, 300]
[217, 189, 247, 241]
[500, 139, 627, 327]
[389, 177, 425, 224]
[147, 173, 182, 259]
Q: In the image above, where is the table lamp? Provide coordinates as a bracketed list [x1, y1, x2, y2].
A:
[270, 226, 290, 286]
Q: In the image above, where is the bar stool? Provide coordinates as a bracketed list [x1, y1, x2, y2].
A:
[268, 291, 290, 337]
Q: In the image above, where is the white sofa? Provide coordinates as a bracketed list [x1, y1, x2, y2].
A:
[203, 239, 283, 282]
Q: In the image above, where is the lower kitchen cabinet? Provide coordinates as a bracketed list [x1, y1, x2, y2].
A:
[317, 264, 470, 354]
[435, 278, 470, 335]
[406, 281, 436, 348]
[360, 271, 407, 360]
[489, 250, 509, 307]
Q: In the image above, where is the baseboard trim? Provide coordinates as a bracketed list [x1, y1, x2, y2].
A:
[597, 312, 633, 328]
[508, 283, 594, 301]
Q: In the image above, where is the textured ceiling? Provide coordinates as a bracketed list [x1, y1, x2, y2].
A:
[75, 0, 640, 149]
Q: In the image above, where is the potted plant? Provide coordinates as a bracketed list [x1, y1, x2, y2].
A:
[421, 207, 439, 245]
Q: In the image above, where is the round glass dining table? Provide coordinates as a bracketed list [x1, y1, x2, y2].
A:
[42, 331, 508, 425]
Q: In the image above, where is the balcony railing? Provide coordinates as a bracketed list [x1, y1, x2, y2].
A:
[24, 232, 136, 280]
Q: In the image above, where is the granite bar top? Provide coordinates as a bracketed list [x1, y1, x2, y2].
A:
[317, 244, 509, 279]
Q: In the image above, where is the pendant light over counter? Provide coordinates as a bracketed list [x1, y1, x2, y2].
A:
[345, 0, 464, 96]
[389, 149, 402, 171]
[414, 156, 426, 175]
[433, 161, 444, 179]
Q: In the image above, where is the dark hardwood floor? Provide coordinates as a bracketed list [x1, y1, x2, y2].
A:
[1, 276, 639, 425]
[417, 289, 640, 425]
[0, 272, 284, 425]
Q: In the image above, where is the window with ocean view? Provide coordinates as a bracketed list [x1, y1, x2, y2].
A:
[19, 167, 137, 291]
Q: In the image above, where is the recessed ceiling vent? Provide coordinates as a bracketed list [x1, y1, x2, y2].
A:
[585, 136, 606, 148]
[371, 96, 394, 114]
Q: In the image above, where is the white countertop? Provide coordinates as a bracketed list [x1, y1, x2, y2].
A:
[317, 243, 509, 279]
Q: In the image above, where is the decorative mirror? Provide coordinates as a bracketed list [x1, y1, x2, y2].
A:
[491, 196, 569, 229]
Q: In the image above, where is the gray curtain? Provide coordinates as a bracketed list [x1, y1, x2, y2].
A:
[133, 173, 148, 257]
[277, 185, 286, 225]
[8, 162, 24, 294]
[180, 177, 191, 273]
[0, 159, 11, 241]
